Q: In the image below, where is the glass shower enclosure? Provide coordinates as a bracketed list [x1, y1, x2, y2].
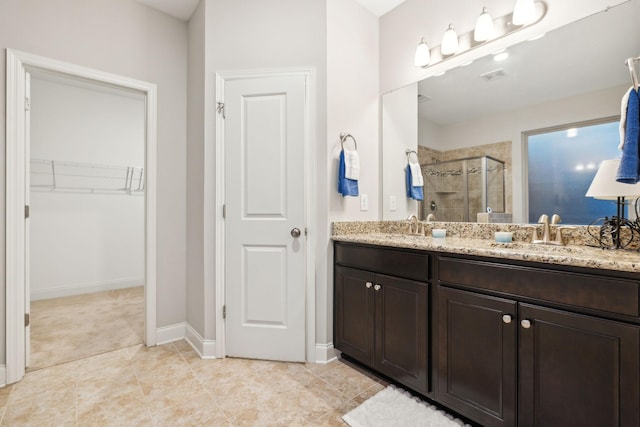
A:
[420, 155, 506, 222]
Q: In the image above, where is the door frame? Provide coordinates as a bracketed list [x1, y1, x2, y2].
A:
[212, 68, 316, 360]
[5, 49, 158, 384]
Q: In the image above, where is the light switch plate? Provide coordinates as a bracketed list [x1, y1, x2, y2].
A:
[360, 194, 369, 211]
[390, 195, 397, 211]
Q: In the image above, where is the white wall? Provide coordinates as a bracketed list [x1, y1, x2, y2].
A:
[379, 0, 627, 94]
[29, 76, 145, 300]
[326, 0, 380, 350]
[328, 0, 380, 222]
[186, 0, 206, 337]
[423, 84, 625, 222]
[382, 83, 418, 220]
[0, 0, 188, 361]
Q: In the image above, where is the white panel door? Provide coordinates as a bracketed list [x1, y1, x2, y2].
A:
[224, 74, 306, 362]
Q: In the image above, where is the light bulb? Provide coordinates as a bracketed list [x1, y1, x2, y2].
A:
[474, 7, 495, 42]
[513, 0, 537, 26]
[414, 38, 431, 67]
[441, 24, 459, 56]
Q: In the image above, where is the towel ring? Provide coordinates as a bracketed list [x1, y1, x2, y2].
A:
[406, 149, 419, 163]
[340, 133, 357, 150]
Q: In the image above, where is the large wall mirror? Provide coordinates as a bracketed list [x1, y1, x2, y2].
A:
[382, 0, 640, 224]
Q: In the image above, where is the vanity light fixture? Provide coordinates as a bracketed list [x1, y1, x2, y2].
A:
[474, 7, 495, 42]
[441, 24, 459, 56]
[513, 0, 537, 26]
[493, 51, 509, 61]
[413, 1, 547, 69]
[414, 38, 431, 67]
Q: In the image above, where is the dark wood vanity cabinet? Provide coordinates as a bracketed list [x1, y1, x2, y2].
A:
[333, 241, 640, 426]
[334, 243, 430, 394]
[438, 256, 640, 427]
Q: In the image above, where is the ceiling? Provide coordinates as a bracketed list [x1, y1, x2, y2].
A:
[137, 0, 407, 21]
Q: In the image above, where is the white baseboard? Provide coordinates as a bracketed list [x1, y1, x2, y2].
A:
[31, 278, 144, 301]
[156, 322, 186, 345]
[0, 365, 6, 388]
[315, 343, 338, 364]
[185, 323, 217, 359]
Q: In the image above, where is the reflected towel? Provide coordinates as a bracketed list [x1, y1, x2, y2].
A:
[619, 87, 633, 150]
[343, 148, 360, 180]
[617, 89, 640, 184]
[338, 150, 359, 197]
[405, 165, 424, 201]
[409, 160, 423, 187]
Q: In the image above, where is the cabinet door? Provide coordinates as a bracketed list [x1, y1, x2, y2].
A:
[334, 266, 375, 367]
[374, 274, 429, 394]
[519, 303, 640, 427]
[437, 287, 517, 427]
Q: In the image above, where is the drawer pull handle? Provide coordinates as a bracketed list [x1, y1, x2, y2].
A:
[502, 314, 512, 324]
[374, 284, 381, 291]
[521, 319, 532, 329]
[365, 282, 372, 289]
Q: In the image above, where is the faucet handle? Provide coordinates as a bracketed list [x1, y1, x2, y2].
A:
[551, 214, 562, 225]
[538, 214, 549, 224]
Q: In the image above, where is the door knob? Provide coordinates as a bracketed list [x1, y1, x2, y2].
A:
[290, 228, 301, 238]
[521, 319, 532, 329]
[502, 314, 512, 324]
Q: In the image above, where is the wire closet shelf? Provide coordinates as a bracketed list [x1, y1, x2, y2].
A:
[30, 159, 144, 195]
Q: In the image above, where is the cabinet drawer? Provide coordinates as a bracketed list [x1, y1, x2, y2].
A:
[439, 257, 639, 317]
[335, 243, 430, 282]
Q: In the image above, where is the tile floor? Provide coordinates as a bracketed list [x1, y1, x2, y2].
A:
[29, 287, 144, 370]
[0, 341, 386, 426]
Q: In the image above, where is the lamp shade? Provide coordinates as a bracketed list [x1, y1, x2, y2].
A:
[585, 159, 640, 200]
[474, 7, 495, 42]
[513, 0, 537, 26]
[414, 38, 431, 67]
[441, 25, 459, 56]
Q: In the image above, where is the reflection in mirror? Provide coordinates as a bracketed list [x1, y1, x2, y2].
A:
[382, 0, 640, 223]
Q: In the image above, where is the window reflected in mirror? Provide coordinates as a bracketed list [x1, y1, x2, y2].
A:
[526, 119, 621, 225]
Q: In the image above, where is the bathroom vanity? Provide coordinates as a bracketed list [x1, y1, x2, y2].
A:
[333, 232, 640, 427]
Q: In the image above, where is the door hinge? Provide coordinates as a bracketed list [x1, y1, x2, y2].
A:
[25, 205, 30, 219]
[222, 305, 226, 319]
[222, 204, 226, 219]
[24, 313, 30, 327]
[216, 102, 226, 119]
[25, 97, 30, 112]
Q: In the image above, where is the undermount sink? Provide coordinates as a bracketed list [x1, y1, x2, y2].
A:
[488, 241, 579, 254]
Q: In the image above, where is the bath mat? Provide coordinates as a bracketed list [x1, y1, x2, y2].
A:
[343, 385, 472, 427]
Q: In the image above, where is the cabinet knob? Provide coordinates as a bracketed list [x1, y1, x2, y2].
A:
[521, 319, 532, 329]
[365, 282, 372, 289]
[502, 314, 512, 324]
[374, 284, 381, 291]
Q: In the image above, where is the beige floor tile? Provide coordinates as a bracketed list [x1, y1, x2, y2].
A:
[29, 287, 144, 371]
[151, 392, 231, 426]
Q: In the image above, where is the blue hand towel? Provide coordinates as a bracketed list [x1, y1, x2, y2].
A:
[338, 150, 359, 197]
[617, 89, 640, 183]
[405, 165, 424, 201]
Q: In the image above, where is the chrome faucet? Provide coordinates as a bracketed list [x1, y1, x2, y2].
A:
[407, 214, 420, 235]
[426, 213, 436, 222]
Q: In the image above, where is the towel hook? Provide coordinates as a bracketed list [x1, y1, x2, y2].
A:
[405, 149, 419, 163]
[340, 133, 358, 151]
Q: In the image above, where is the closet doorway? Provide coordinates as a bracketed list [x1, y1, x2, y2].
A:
[28, 72, 145, 370]
[6, 50, 157, 384]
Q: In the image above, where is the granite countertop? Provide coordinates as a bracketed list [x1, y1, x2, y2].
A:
[332, 233, 640, 274]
